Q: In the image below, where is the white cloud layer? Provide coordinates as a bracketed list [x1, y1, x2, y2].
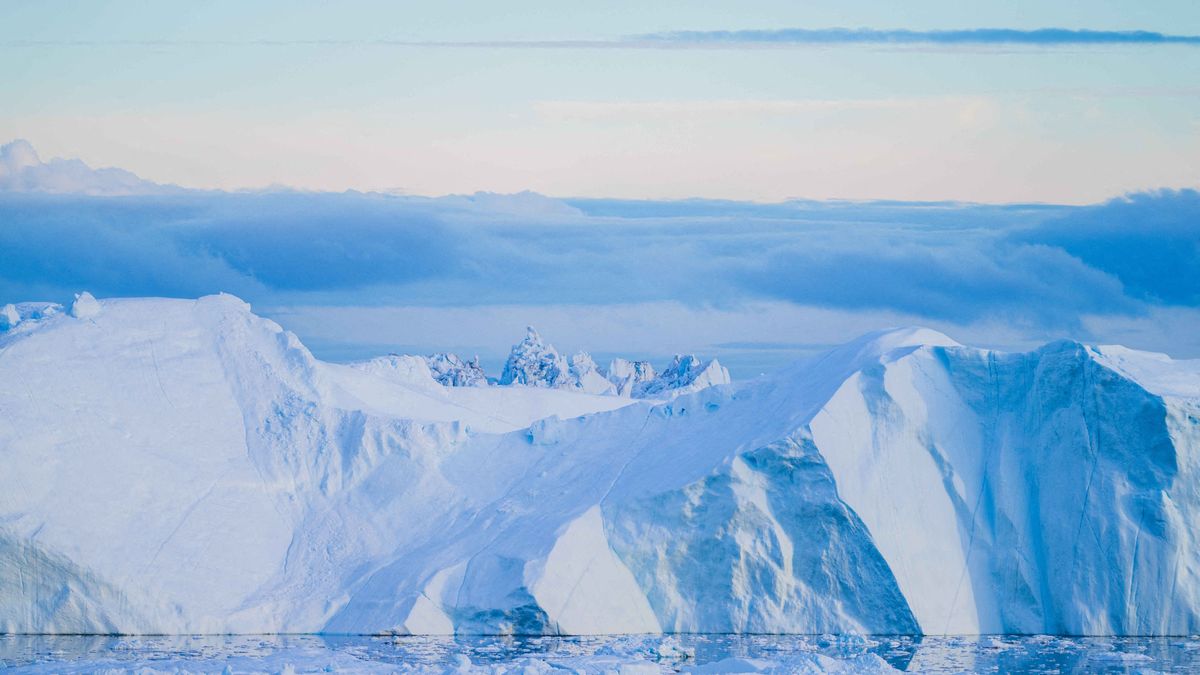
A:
[0, 154, 1196, 374]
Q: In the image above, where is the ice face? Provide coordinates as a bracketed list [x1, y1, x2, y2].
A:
[500, 326, 572, 388]
[426, 352, 489, 387]
[0, 304, 18, 331]
[633, 355, 732, 399]
[1, 296, 1198, 636]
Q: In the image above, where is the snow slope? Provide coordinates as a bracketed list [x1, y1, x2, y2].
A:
[0, 295, 1198, 636]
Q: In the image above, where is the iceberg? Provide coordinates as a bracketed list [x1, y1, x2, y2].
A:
[0, 295, 1198, 636]
[0, 304, 17, 331]
[632, 354, 731, 399]
[569, 351, 618, 396]
[425, 352, 489, 388]
[499, 326, 572, 389]
[69, 291, 101, 319]
[607, 358, 657, 397]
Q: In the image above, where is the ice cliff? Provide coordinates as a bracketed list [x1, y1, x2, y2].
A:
[1, 295, 1198, 636]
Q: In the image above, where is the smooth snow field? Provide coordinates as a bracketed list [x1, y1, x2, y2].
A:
[3, 293, 1200, 649]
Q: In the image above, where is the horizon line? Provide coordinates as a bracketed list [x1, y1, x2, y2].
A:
[3, 27, 1199, 50]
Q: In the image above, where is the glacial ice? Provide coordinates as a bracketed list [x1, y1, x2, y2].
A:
[0, 304, 17, 331]
[69, 291, 100, 319]
[499, 326, 572, 388]
[607, 358, 657, 397]
[568, 352, 618, 396]
[426, 353, 489, 388]
[632, 354, 730, 399]
[0, 294, 1198, 636]
[466, 326, 725, 399]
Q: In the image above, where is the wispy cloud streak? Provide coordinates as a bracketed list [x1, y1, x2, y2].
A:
[632, 27, 1200, 46]
[4, 28, 1198, 50]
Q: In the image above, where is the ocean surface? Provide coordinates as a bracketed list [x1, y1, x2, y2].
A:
[4, 633, 1200, 673]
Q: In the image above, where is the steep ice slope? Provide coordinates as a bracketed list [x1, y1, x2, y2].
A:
[1, 295, 1198, 636]
[809, 338, 1200, 635]
[0, 296, 636, 632]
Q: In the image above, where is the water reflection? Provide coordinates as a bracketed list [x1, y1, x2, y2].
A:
[3, 633, 1200, 672]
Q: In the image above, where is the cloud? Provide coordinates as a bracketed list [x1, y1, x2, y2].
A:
[534, 98, 947, 120]
[172, 194, 459, 291]
[7, 28, 1198, 51]
[631, 28, 1200, 47]
[0, 139, 175, 196]
[736, 241, 1135, 324]
[0, 192, 459, 300]
[1, 178, 1196, 363]
[1016, 189, 1200, 305]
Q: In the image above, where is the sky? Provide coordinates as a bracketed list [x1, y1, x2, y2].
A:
[2, 1, 1199, 202]
[1, 2, 1197, 376]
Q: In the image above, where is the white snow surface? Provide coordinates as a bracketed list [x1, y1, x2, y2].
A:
[1, 296, 1199, 636]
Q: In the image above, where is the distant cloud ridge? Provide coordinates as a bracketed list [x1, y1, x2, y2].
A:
[0, 139, 173, 196]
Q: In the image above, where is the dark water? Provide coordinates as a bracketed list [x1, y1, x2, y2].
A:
[3, 633, 1200, 673]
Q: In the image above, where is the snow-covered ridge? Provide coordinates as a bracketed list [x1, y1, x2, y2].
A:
[1, 293, 1198, 636]
[351, 324, 731, 399]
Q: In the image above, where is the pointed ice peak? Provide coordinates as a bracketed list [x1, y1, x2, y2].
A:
[608, 358, 656, 381]
[426, 352, 488, 387]
[607, 358, 657, 397]
[569, 351, 598, 372]
[0, 304, 19, 331]
[660, 354, 704, 378]
[634, 354, 731, 398]
[500, 326, 570, 388]
[71, 291, 101, 319]
[570, 351, 616, 395]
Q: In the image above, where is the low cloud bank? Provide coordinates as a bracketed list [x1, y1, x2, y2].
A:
[1, 187, 1196, 365]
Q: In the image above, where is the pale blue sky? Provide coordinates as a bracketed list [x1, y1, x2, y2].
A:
[2, 1, 1198, 201]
